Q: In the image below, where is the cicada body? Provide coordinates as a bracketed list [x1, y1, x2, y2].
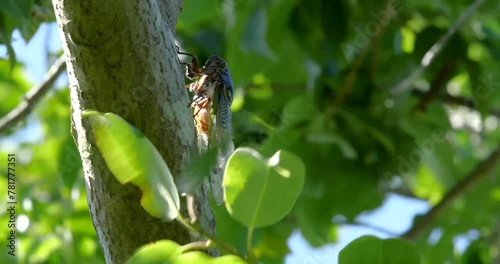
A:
[188, 75, 214, 135]
[178, 48, 235, 205]
[192, 92, 211, 135]
[181, 52, 234, 138]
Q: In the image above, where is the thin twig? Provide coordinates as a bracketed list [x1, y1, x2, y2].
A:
[413, 60, 457, 112]
[389, 189, 427, 201]
[333, 217, 399, 237]
[411, 90, 500, 118]
[334, 44, 371, 108]
[402, 146, 500, 240]
[439, 93, 476, 108]
[176, 216, 245, 259]
[334, 0, 394, 108]
[0, 56, 66, 133]
[246, 226, 257, 263]
[351, 220, 399, 237]
[441, 94, 500, 118]
[392, 0, 487, 94]
[179, 241, 214, 253]
[186, 195, 198, 224]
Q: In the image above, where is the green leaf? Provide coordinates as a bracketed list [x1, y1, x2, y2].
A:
[339, 236, 421, 264]
[126, 240, 181, 264]
[223, 148, 305, 228]
[241, 7, 275, 59]
[281, 95, 318, 128]
[127, 240, 248, 264]
[210, 196, 248, 254]
[337, 109, 396, 154]
[320, 0, 348, 44]
[381, 238, 421, 264]
[29, 235, 63, 263]
[0, 0, 32, 21]
[83, 110, 180, 221]
[339, 236, 382, 264]
[172, 252, 247, 264]
[0, 12, 19, 67]
[0, 0, 55, 65]
[177, 0, 219, 32]
[296, 196, 338, 246]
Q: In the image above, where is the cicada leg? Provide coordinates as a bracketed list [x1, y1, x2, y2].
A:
[176, 46, 202, 79]
[191, 94, 211, 117]
[189, 90, 208, 108]
[194, 100, 212, 135]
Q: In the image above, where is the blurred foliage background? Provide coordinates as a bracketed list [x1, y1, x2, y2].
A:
[1, 0, 500, 263]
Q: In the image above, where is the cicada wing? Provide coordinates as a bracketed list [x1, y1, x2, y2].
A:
[208, 85, 234, 205]
[219, 67, 234, 104]
[209, 82, 233, 146]
[208, 134, 233, 205]
[210, 138, 233, 205]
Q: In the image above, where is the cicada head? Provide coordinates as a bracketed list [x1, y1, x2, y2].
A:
[203, 56, 234, 105]
[203, 56, 227, 75]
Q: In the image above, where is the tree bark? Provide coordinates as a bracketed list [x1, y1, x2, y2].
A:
[52, 0, 215, 263]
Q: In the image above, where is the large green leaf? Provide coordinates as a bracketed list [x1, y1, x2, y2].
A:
[0, 0, 33, 64]
[223, 148, 305, 228]
[172, 252, 247, 264]
[83, 110, 180, 221]
[126, 240, 181, 264]
[339, 236, 421, 264]
[126, 240, 248, 264]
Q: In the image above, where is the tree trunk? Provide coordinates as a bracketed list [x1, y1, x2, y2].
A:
[52, 0, 215, 263]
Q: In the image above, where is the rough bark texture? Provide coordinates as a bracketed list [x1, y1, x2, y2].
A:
[52, 0, 215, 263]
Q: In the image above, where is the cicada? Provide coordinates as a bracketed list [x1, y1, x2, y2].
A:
[177, 49, 233, 135]
[177, 47, 234, 205]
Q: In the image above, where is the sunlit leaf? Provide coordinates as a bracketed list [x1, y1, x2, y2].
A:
[172, 252, 247, 264]
[126, 240, 181, 264]
[223, 148, 305, 228]
[127, 240, 248, 264]
[83, 110, 180, 221]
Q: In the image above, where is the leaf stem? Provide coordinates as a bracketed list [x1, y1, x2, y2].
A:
[176, 215, 245, 259]
[246, 226, 257, 264]
[179, 241, 214, 253]
[391, 0, 486, 94]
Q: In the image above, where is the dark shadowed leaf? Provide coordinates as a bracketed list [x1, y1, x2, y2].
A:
[339, 236, 421, 264]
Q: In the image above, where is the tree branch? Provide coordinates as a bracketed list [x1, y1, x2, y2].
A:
[0, 56, 66, 133]
[351, 220, 399, 237]
[411, 90, 500, 118]
[413, 60, 457, 112]
[402, 146, 500, 240]
[392, 0, 486, 94]
[52, 0, 215, 262]
[440, 93, 500, 118]
[389, 190, 427, 202]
